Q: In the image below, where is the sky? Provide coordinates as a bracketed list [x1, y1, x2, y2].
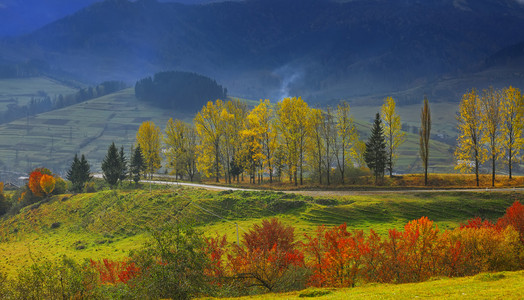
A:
[0, 0, 223, 37]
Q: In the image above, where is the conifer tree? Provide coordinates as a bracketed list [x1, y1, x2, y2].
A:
[102, 142, 121, 188]
[130, 145, 145, 184]
[119, 146, 128, 185]
[66, 153, 91, 192]
[419, 97, 431, 186]
[364, 113, 387, 184]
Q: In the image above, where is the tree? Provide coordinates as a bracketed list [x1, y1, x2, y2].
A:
[455, 89, 484, 187]
[500, 86, 524, 179]
[336, 101, 359, 183]
[130, 145, 145, 185]
[119, 146, 128, 185]
[66, 154, 91, 192]
[136, 121, 162, 180]
[39, 174, 56, 196]
[228, 218, 304, 292]
[364, 113, 387, 184]
[381, 97, 405, 176]
[102, 142, 121, 188]
[276, 97, 311, 185]
[480, 88, 503, 187]
[308, 108, 325, 184]
[419, 97, 431, 186]
[321, 106, 336, 185]
[247, 100, 278, 184]
[165, 119, 199, 182]
[194, 100, 225, 182]
[131, 223, 211, 299]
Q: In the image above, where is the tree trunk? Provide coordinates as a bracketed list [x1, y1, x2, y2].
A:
[492, 154, 495, 187]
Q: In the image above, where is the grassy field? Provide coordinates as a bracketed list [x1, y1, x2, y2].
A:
[0, 77, 79, 112]
[0, 185, 521, 276]
[0, 87, 190, 174]
[206, 270, 524, 299]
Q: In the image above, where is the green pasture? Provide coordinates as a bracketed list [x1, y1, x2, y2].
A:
[0, 77, 79, 112]
[351, 102, 459, 139]
[0, 186, 520, 275]
[209, 270, 524, 299]
[0, 88, 192, 173]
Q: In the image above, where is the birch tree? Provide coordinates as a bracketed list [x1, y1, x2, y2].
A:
[455, 89, 485, 187]
[381, 97, 405, 177]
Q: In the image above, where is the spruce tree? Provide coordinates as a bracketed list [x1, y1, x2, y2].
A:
[130, 145, 145, 184]
[119, 146, 128, 185]
[364, 113, 387, 184]
[102, 142, 121, 188]
[67, 154, 91, 192]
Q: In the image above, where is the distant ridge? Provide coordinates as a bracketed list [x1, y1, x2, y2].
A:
[2, 0, 524, 103]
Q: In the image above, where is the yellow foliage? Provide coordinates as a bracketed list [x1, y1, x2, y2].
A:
[381, 96, 405, 175]
[136, 121, 162, 178]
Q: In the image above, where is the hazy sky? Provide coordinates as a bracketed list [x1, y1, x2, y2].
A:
[0, 0, 221, 37]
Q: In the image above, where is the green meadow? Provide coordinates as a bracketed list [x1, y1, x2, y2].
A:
[209, 270, 524, 299]
[0, 77, 79, 112]
[0, 185, 521, 276]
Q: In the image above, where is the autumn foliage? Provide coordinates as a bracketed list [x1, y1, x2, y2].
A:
[90, 259, 140, 285]
[83, 202, 524, 295]
[28, 167, 57, 198]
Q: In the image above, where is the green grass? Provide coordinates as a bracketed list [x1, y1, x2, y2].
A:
[205, 270, 524, 299]
[0, 77, 79, 112]
[0, 187, 521, 275]
[0, 87, 189, 172]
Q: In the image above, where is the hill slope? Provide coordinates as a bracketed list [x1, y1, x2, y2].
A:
[0, 187, 520, 275]
[0, 80, 455, 175]
[2, 0, 524, 102]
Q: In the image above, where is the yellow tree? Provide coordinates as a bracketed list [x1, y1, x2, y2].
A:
[246, 100, 278, 183]
[40, 174, 56, 196]
[500, 86, 524, 180]
[455, 89, 485, 187]
[308, 108, 325, 184]
[194, 99, 225, 182]
[419, 96, 431, 186]
[164, 119, 199, 181]
[241, 113, 264, 184]
[136, 121, 162, 180]
[381, 97, 405, 177]
[276, 97, 311, 185]
[336, 101, 359, 184]
[480, 87, 503, 187]
[223, 100, 248, 183]
[321, 106, 336, 185]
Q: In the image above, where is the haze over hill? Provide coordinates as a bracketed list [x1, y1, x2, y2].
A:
[2, 0, 524, 103]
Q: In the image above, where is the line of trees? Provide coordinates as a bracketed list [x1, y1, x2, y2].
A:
[455, 86, 524, 186]
[130, 88, 520, 186]
[130, 96, 436, 185]
[0, 81, 126, 124]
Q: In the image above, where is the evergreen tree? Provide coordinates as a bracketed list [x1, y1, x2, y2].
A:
[130, 145, 145, 184]
[102, 142, 122, 188]
[364, 113, 387, 184]
[119, 146, 128, 185]
[66, 154, 91, 192]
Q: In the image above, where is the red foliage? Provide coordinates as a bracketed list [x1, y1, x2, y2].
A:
[204, 234, 228, 283]
[90, 259, 140, 285]
[497, 201, 524, 243]
[460, 216, 496, 229]
[227, 218, 304, 292]
[28, 171, 44, 197]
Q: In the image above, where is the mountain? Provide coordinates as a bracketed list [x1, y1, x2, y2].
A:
[2, 0, 524, 103]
